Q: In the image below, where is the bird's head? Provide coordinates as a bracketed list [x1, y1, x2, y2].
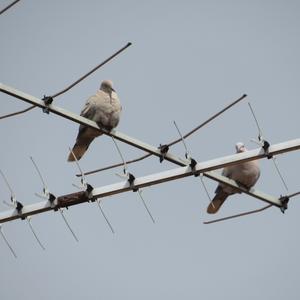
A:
[100, 80, 115, 92]
[235, 142, 246, 153]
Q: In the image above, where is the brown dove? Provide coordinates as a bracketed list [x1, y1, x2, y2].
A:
[207, 142, 260, 214]
[68, 80, 121, 161]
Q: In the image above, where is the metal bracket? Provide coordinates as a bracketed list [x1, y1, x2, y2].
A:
[128, 173, 138, 192]
[189, 158, 200, 177]
[159, 144, 169, 163]
[279, 195, 289, 213]
[41, 95, 53, 114]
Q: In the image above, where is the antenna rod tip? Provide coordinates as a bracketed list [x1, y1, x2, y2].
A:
[127, 42, 132, 47]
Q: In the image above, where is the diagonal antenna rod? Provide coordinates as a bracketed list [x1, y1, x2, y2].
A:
[26, 217, 46, 250]
[272, 157, 289, 191]
[173, 121, 190, 159]
[248, 102, 263, 139]
[0, 42, 132, 120]
[70, 147, 115, 233]
[203, 204, 273, 224]
[203, 190, 300, 225]
[173, 121, 214, 208]
[81, 94, 247, 176]
[0, 169, 16, 203]
[96, 200, 115, 234]
[111, 137, 128, 173]
[0, 105, 35, 120]
[0, 225, 17, 258]
[30, 157, 47, 189]
[0, 0, 21, 15]
[69, 147, 87, 187]
[137, 190, 155, 223]
[59, 209, 79, 242]
[51, 42, 132, 99]
[200, 175, 214, 207]
[171, 94, 247, 146]
[111, 137, 156, 223]
[248, 102, 289, 191]
[288, 191, 300, 198]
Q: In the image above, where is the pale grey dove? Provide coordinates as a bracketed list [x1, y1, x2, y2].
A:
[68, 80, 121, 161]
[207, 142, 260, 214]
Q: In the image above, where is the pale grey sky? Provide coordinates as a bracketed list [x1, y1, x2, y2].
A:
[1, 1, 300, 299]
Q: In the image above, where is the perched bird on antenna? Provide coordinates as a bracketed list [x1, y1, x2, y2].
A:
[68, 80, 122, 161]
[207, 142, 260, 214]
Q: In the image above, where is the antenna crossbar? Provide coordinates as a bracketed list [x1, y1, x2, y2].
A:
[1, 140, 298, 223]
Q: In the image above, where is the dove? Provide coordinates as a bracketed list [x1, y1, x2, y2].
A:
[207, 142, 260, 214]
[67, 80, 121, 161]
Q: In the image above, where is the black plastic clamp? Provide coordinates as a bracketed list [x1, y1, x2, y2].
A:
[260, 138, 272, 159]
[279, 195, 289, 213]
[189, 158, 200, 177]
[42, 95, 54, 114]
[16, 201, 23, 214]
[85, 183, 94, 201]
[159, 144, 169, 163]
[128, 173, 138, 192]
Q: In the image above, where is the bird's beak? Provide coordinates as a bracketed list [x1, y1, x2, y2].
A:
[111, 87, 115, 92]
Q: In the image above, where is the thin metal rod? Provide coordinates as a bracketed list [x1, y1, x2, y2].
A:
[111, 137, 128, 173]
[30, 156, 47, 189]
[96, 200, 115, 234]
[203, 204, 272, 225]
[81, 94, 247, 176]
[0, 0, 21, 15]
[51, 42, 132, 99]
[112, 136, 155, 223]
[272, 157, 289, 191]
[0, 169, 16, 202]
[248, 102, 263, 138]
[174, 120, 213, 208]
[0, 105, 35, 120]
[138, 190, 155, 224]
[206, 190, 300, 225]
[69, 147, 86, 185]
[80, 154, 151, 176]
[288, 191, 300, 198]
[171, 94, 247, 146]
[173, 121, 190, 158]
[0, 225, 17, 258]
[248, 102, 289, 191]
[59, 209, 79, 242]
[199, 175, 214, 205]
[0, 43, 131, 120]
[27, 217, 45, 250]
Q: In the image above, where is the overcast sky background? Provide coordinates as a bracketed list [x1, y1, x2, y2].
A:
[1, 1, 300, 299]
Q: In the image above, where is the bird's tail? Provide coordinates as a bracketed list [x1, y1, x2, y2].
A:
[206, 188, 229, 214]
[67, 138, 94, 162]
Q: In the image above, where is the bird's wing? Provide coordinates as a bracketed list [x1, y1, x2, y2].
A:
[80, 95, 98, 119]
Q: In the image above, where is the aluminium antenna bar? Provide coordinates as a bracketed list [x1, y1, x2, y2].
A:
[1, 82, 300, 167]
[1, 139, 299, 223]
